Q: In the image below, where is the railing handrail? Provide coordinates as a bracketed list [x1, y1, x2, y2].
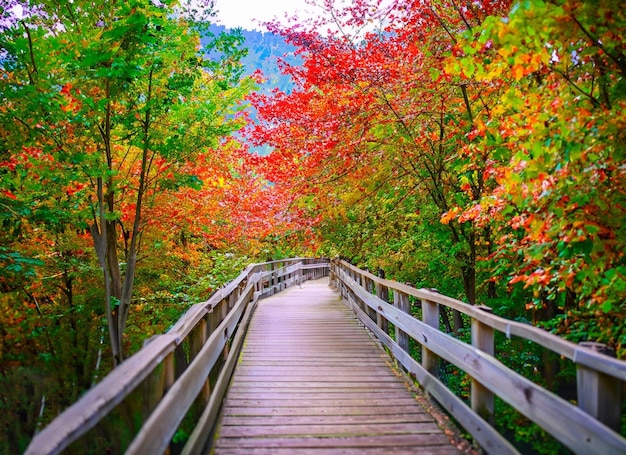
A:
[331, 259, 626, 455]
[30, 256, 622, 454]
[337, 261, 626, 379]
[168, 258, 306, 340]
[25, 258, 330, 455]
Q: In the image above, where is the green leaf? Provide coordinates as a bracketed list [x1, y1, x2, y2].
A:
[570, 239, 593, 257]
[463, 45, 476, 56]
[429, 67, 439, 82]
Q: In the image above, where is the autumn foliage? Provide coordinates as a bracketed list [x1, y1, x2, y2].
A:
[249, 0, 626, 354]
[1, 0, 625, 452]
[245, 2, 625, 448]
[0, 0, 287, 451]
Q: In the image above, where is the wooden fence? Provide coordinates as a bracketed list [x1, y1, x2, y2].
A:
[25, 258, 329, 455]
[330, 259, 626, 455]
[25, 257, 626, 454]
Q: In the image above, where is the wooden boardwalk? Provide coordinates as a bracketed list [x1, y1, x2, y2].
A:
[212, 278, 461, 454]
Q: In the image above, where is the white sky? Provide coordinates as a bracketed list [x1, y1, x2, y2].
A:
[212, 0, 317, 30]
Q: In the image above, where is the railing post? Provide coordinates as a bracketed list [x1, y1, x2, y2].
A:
[577, 342, 622, 432]
[421, 299, 439, 378]
[471, 306, 495, 424]
[228, 291, 236, 311]
[364, 276, 376, 321]
[174, 343, 188, 378]
[376, 270, 389, 334]
[144, 349, 175, 421]
[393, 290, 410, 353]
[208, 304, 219, 334]
[282, 262, 287, 290]
[270, 262, 276, 295]
[190, 319, 210, 404]
[163, 351, 175, 393]
[336, 264, 342, 298]
[286, 265, 292, 288]
[341, 264, 349, 300]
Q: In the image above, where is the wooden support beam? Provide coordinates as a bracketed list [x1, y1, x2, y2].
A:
[577, 342, 622, 432]
[376, 277, 389, 335]
[393, 290, 410, 354]
[421, 299, 439, 378]
[471, 306, 494, 425]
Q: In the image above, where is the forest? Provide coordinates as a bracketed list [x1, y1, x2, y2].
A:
[0, 0, 624, 453]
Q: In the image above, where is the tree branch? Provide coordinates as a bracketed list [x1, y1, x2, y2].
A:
[570, 14, 626, 77]
[460, 84, 474, 126]
[20, 21, 38, 84]
[552, 68, 601, 108]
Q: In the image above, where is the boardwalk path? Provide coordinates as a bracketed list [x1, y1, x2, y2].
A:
[212, 278, 461, 454]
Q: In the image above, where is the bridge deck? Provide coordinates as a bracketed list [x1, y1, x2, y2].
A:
[212, 278, 461, 454]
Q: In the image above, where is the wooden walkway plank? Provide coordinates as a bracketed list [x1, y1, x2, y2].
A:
[212, 279, 461, 454]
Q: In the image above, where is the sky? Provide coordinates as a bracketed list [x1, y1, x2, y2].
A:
[212, 0, 317, 30]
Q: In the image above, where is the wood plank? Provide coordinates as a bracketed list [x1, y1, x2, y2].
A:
[217, 433, 453, 448]
[212, 280, 461, 454]
[223, 398, 421, 407]
[220, 414, 436, 426]
[236, 360, 389, 366]
[231, 366, 401, 372]
[229, 374, 403, 381]
[224, 391, 412, 400]
[227, 381, 409, 389]
[239, 351, 386, 357]
[218, 422, 442, 437]
[221, 405, 427, 417]
[214, 448, 459, 455]
[230, 376, 405, 383]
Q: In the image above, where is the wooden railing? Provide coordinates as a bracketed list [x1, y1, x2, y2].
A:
[26, 256, 625, 454]
[330, 259, 626, 455]
[25, 258, 329, 455]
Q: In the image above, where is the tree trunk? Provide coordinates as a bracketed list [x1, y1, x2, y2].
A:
[91, 178, 125, 365]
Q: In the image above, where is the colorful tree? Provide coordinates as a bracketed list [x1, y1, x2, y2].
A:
[0, 0, 254, 364]
[0, 1, 271, 449]
[446, 0, 626, 352]
[249, 0, 511, 304]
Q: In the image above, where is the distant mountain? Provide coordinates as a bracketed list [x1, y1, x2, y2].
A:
[203, 25, 300, 154]
[205, 24, 300, 95]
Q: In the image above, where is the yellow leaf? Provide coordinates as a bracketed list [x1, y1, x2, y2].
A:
[512, 64, 525, 80]
[440, 207, 460, 225]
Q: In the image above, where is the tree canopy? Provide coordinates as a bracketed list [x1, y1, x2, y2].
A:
[0, 0, 278, 450]
[1, 0, 625, 452]
[249, 0, 625, 351]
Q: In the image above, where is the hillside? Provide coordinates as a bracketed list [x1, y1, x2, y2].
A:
[206, 24, 298, 94]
